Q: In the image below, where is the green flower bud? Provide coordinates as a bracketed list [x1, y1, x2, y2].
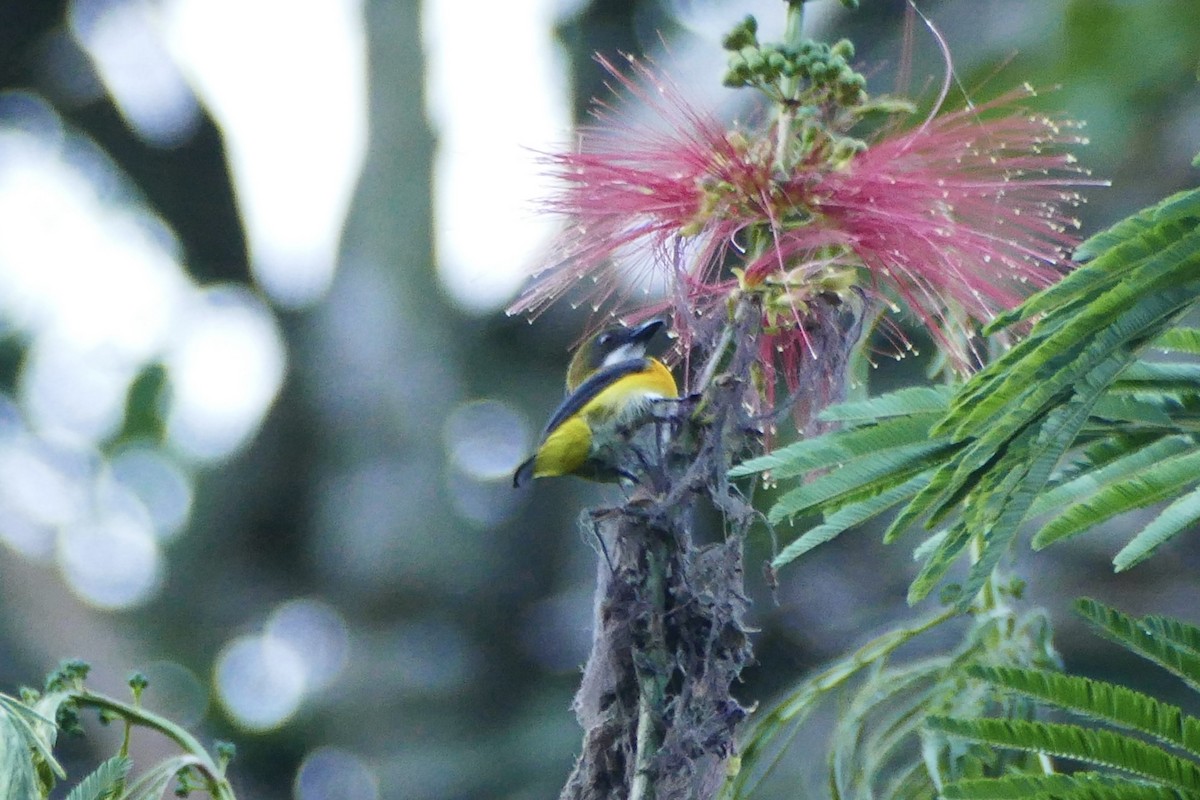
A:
[741, 46, 766, 72]
[721, 15, 758, 51]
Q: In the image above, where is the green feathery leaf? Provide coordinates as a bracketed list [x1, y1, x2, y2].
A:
[816, 385, 952, 422]
[767, 438, 951, 524]
[730, 412, 940, 479]
[1140, 614, 1200, 660]
[1113, 485, 1200, 571]
[928, 716, 1200, 791]
[771, 472, 931, 567]
[1151, 327, 1200, 354]
[1076, 599, 1200, 691]
[943, 771, 1189, 800]
[1033, 448, 1200, 549]
[1113, 362, 1200, 392]
[0, 702, 40, 800]
[1029, 435, 1195, 518]
[66, 756, 131, 800]
[967, 665, 1200, 758]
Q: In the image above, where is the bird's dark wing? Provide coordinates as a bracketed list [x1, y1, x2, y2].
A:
[541, 358, 650, 437]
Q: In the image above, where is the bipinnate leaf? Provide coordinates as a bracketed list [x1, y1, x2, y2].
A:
[943, 771, 1187, 799]
[1113, 485, 1200, 571]
[0, 705, 41, 800]
[66, 756, 131, 800]
[1032, 448, 1200, 549]
[1076, 599, 1200, 691]
[118, 755, 204, 800]
[967, 665, 1200, 758]
[928, 717, 1200, 792]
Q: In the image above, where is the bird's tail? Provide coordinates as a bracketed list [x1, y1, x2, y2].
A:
[512, 456, 536, 488]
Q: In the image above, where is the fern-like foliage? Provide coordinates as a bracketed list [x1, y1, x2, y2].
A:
[733, 185, 1200, 606]
[65, 756, 131, 800]
[934, 599, 1200, 799]
[722, 602, 1061, 798]
[0, 661, 238, 800]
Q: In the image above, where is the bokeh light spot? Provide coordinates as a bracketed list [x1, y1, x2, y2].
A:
[444, 399, 529, 481]
[161, 0, 367, 308]
[215, 634, 306, 731]
[423, 0, 571, 314]
[266, 599, 350, 693]
[294, 747, 379, 800]
[69, 0, 201, 147]
[139, 660, 209, 727]
[57, 507, 162, 609]
[165, 286, 286, 461]
[109, 445, 193, 540]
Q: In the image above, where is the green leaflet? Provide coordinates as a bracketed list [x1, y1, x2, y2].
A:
[933, 601, 1200, 800]
[829, 659, 945, 800]
[946, 275, 1200, 443]
[954, 393, 1098, 609]
[1151, 327, 1200, 354]
[0, 705, 40, 800]
[1032, 447, 1200, 548]
[1113, 485, 1200, 571]
[721, 609, 956, 800]
[1088, 395, 1177, 425]
[906, 521, 971, 605]
[1076, 186, 1200, 263]
[1114, 361, 1200, 391]
[1140, 615, 1200, 660]
[943, 772, 1187, 800]
[967, 665, 1200, 758]
[0, 693, 66, 793]
[65, 756, 131, 800]
[815, 385, 953, 422]
[1029, 435, 1195, 518]
[928, 717, 1200, 791]
[1076, 599, 1200, 691]
[730, 412, 940, 480]
[771, 472, 930, 568]
[766, 438, 952, 524]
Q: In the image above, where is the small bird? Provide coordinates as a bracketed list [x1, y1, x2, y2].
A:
[513, 318, 678, 487]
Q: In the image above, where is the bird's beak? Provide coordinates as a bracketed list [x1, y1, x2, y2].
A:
[627, 317, 666, 346]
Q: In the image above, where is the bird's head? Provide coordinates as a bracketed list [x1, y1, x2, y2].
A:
[565, 317, 667, 392]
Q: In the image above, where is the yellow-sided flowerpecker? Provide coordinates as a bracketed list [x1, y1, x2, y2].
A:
[513, 318, 678, 487]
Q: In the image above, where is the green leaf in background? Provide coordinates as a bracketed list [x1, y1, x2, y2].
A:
[936, 601, 1200, 799]
[0, 704, 41, 800]
[118, 755, 203, 800]
[734, 183, 1200, 605]
[943, 771, 1184, 799]
[1076, 599, 1200, 691]
[66, 756, 131, 800]
[965, 665, 1200, 758]
[928, 717, 1200, 791]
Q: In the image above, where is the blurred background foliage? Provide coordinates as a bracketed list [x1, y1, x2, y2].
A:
[0, 0, 1197, 798]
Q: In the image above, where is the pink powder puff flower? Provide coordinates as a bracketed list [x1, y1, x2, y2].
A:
[509, 54, 1095, 413]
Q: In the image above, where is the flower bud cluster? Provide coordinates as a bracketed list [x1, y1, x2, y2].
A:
[722, 16, 866, 110]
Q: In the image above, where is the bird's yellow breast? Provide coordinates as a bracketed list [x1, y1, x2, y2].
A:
[531, 359, 677, 480]
[581, 358, 678, 423]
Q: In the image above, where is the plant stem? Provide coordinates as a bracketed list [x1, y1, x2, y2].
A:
[73, 690, 236, 800]
[774, 1, 806, 173]
[630, 533, 669, 800]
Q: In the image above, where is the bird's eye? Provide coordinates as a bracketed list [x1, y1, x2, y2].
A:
[598, 333, 612, 346]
